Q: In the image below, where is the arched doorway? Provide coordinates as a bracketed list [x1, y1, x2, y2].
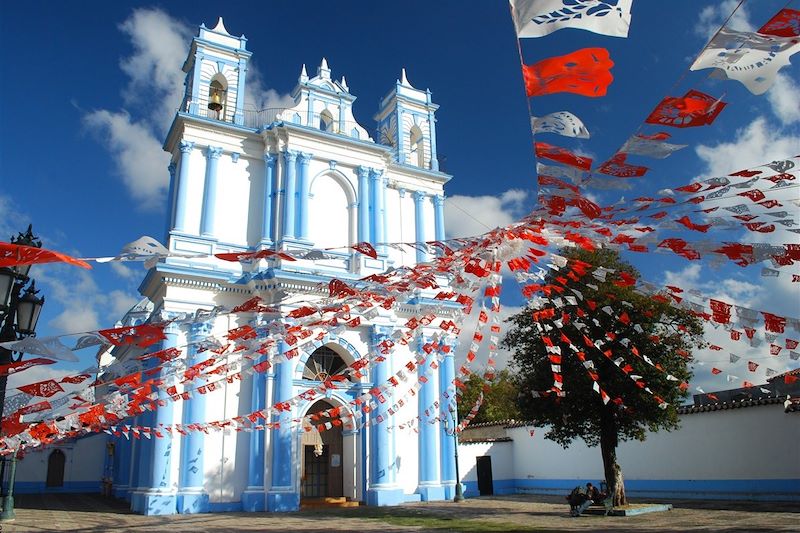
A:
[46, 449, 66, 488]
[301, 400, 344, 499]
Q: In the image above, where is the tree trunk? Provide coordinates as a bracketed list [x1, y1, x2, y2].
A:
[599, 405, 627, 506]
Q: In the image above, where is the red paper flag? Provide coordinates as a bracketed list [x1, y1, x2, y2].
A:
[645, 89, 726, 128]
[522, 47, 614, 98]
[0, 242, 91, 270]
[535, 142, 593, 171]
[352, 242, 378, 259]
[758, 8, 800, 37]
[596, 153, 648, 178]
[17, 379, 64, 398]
[748, 361, 759, 372]
[0, 358, 56, 377]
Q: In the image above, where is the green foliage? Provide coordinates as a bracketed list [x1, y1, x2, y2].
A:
[457, 369, 522, 424]
[503, 247, 704, 448]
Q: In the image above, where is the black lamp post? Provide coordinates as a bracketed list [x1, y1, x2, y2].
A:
[448, 404, 464, 503]
[0, 225, 45, 521]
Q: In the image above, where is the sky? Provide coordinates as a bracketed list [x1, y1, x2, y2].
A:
[1, 0, 799, 396]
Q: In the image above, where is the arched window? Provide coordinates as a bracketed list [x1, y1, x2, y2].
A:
[409, 126, 424, 168]
[208, 74, 229, 121]
[319, 109, 334, 132]
[46, 449, 66, 488]
[303, 346, 347, 381]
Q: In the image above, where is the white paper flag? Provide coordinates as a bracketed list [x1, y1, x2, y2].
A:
[531, 111, 590, 139]
[511, 0, 633, 38]
[690, 27, 800, 95]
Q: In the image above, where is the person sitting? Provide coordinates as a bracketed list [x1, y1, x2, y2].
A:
[573, 482, 604, 516]
[566, 486, 589, 516]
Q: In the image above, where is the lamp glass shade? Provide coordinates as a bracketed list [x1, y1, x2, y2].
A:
[16, 293, 44, 335]
[0, 268, 15, 309]
[12, 262, 32, 280]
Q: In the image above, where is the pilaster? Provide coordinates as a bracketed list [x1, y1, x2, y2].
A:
[296, 152, 313, 241]
[176, 321, 212, 514]
[281, 151, 298, 242]
[433, 194, 445, 242]
[356, 166, 370, 243]
[242, 359, 268, 512]
[200, 146, 223, 238]
[413, 190, 428, 263]
[417, 338, 444, 501]
[366, 325, 404, 506]
[173, 141, 195, 233]
[260, 153, 276, 246]
[267, 341, 299, 511]
[439, 345, 457, 499]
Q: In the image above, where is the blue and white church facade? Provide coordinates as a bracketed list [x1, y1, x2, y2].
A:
[105, 18, 456, 515]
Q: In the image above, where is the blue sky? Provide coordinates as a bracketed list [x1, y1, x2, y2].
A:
[1, 0, 798, 394]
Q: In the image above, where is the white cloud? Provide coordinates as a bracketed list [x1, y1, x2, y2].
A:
[0, 193, 31, 242]
[118, 8, 193, 132]
[766, 73, 800, 126]
[33, 266, 139, 335]
[85, 8, 292, 211]
[83, 109, 170, 210]
[110, 261, 137, 280]
[693, 0, 753, 39]
[695, 116, 800, 176]
[444, 189, 528, 239]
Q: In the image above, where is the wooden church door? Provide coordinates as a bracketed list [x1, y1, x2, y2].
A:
[46, 449, 66, 488]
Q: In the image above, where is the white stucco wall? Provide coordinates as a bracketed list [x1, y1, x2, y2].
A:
[16, 433, 107, 493]
[457, 404, 800, 500]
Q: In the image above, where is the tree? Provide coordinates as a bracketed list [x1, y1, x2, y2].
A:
[503, 248, 704, 505]
[458, 369, 521, 424]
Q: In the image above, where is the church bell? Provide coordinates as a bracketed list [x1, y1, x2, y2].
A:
[208, 88, 223, 111]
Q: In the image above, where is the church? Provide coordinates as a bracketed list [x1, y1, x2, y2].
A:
[105, 18, 456, 515]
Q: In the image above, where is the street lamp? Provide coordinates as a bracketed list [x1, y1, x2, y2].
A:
[0, 225, 45, 521]
[448, 404, 464, 503]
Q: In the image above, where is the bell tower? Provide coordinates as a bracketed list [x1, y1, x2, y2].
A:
[182, 17, 251, 125]
[375, 69, 440, 171]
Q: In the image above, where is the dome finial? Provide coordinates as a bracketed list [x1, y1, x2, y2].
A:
[318, 57, 331, 79]
[211, 17, 230, 35]
[299, 64, 309, 82]
[340, 75, 349, 91]
[400, 68, 411, 86]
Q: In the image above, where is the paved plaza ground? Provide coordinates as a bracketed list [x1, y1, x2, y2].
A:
[2, 493, 797, 532]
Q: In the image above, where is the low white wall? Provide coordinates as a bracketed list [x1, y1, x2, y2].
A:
[15, 433, 107, 493]
[460, 404, 800, 501]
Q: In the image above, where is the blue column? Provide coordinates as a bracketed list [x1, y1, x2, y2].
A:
[380, 174, 389, 253]
[366, 326, 404, 506]
[128, 416, 143, 506]
[165, 162, 177, 239]
[297, 152, 313, 241]
[433, 194, 445, 242]
[439, 346, 457, 499]
[413, 190, 427, 263]
[188, 53, 203, 114]
[242, 366, 267, 512]
[261, 154, 276, 245]
[357, 166, 370, 243]
[138, 324, 179, 516]
[173, 141, 194, 233]
[130, 390, 155, 513]
[267, 341, 299, 511]
[113, 433, 132, 499]
[234, 58, 248, 125]
[282, 151, 298, 241]
[200, 146, 223, 238]
[369, 169, 385, 247]
[176, 322, 211, 514]
[426, 95, 439, 171]
[417, 340, 444, 500]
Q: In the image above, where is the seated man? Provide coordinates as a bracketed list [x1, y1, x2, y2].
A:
[573, 482, 602, 516]
[566, 486, 589, 516]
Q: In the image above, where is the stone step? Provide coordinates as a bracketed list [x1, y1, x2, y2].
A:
[300, 497, 361, 509]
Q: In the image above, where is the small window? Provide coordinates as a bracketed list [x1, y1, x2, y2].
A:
[409, 126, 424, 168]
[350, 127, 360, 139]
[208, 74, 229, 121]
[319, 109, 334, 132]
[303, 346, 346, 381]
